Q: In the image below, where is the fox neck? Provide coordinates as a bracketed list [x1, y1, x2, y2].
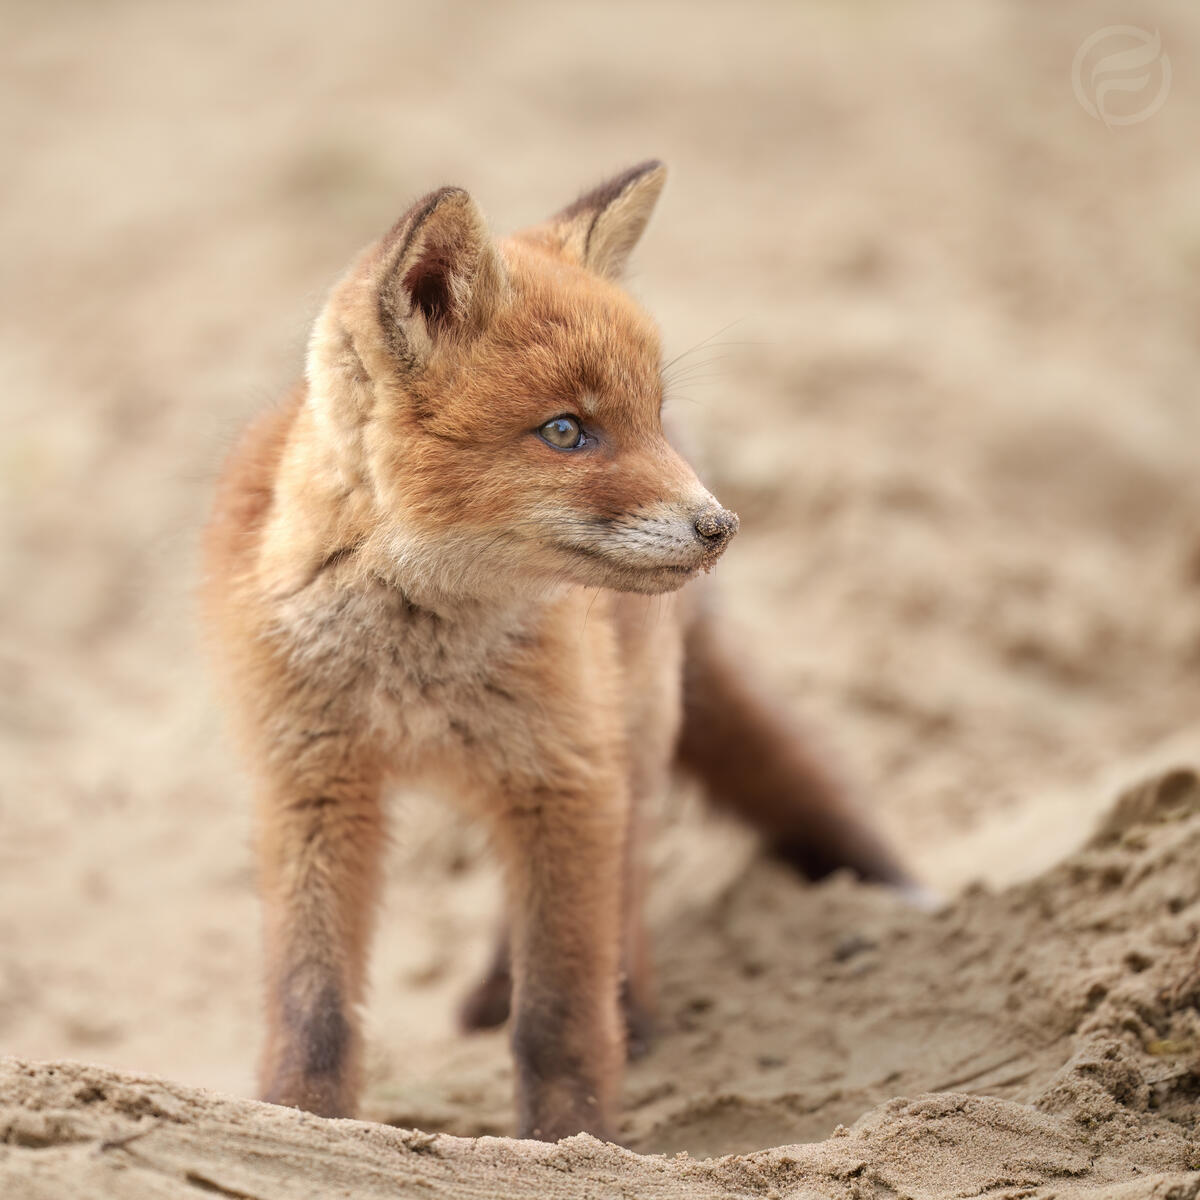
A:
[372, 521, 571, 614]
[258, 401, 561, 619]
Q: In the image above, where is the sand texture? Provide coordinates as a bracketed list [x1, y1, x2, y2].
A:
[3, 0, 1199, 1196]
[4, 768, 1200, 1196]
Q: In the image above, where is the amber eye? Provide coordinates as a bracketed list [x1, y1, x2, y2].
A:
[538, 415, 585, 450]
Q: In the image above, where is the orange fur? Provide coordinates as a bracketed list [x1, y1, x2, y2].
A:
[202, 163, 910, 1142]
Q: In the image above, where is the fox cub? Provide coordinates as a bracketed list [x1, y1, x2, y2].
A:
[203, 161, 910, 1142]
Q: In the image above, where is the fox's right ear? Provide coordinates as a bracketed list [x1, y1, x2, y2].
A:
[374, 187, 506, 365]
[537, 160, 667, 280]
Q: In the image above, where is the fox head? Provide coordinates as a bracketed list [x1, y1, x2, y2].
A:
[304, 161, 738, 600]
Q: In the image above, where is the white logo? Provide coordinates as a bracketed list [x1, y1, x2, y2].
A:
[1072, 26, 1171, 127]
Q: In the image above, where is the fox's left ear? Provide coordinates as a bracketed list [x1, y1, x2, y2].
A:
[538, 160, 667, 280]
[374, 187, 507, 365]
[309, 188, 505, 410]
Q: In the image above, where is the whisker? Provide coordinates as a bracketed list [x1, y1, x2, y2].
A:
[582, 587, 602, 635]
[661, 319, 746, 375]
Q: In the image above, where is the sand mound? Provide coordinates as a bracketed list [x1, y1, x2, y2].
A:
[3, 2, 1200, 1196]
[4, 767, 1197, 1199]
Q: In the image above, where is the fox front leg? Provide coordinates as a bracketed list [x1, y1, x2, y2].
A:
[255, 754, 386, 1118]
[489, 780, 628, 1142]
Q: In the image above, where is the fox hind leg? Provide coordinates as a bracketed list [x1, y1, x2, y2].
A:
[457, 924, 512, 1034]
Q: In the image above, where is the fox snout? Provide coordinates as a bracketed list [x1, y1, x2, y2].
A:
[561, 491, 739, 595]
[693, 505, 739, 555]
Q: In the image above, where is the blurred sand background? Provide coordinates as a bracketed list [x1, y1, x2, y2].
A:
[2, 1, 1199, 1195]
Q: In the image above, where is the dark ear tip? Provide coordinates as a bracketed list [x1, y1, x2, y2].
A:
[405, 185, 475, 232]
[559, 160, 667, 223]
[381, 186, 474, 252]
[426, 185, 472, 208]
[620, 160, 667, 190]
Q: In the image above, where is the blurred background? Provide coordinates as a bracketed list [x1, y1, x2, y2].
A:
[1, 0, 1198, 1147]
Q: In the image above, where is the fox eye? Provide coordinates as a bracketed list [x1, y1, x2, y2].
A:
[538, 415, 585, 450]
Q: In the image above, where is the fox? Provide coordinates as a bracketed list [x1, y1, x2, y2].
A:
[202, 161, 913, 1143]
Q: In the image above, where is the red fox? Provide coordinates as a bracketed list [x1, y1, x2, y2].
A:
[203, 161, 912, 1142]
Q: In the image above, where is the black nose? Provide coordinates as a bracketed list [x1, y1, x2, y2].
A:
[694, 507, 739, 546]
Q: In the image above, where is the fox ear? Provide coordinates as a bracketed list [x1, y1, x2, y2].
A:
[543, 160, 667, 280]
[376, 187, 506, 363]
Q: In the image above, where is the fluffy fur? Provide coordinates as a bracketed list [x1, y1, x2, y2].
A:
[202, 162, 911, 1142]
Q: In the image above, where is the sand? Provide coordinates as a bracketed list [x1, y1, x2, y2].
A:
[2, 0, 1199, 1196]
[4, 769, 1199, 1196]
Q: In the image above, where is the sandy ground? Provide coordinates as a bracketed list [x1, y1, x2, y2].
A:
[4, 772, 1200, 1196]
[2, 0, 1199, 1196]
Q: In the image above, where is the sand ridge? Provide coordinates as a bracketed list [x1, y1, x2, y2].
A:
[3, 768, 1199, 1197]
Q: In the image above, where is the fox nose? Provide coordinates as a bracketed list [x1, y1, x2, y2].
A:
[693, 505, 739, 548]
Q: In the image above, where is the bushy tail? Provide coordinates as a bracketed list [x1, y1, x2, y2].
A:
[676, 611, 914, 886]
